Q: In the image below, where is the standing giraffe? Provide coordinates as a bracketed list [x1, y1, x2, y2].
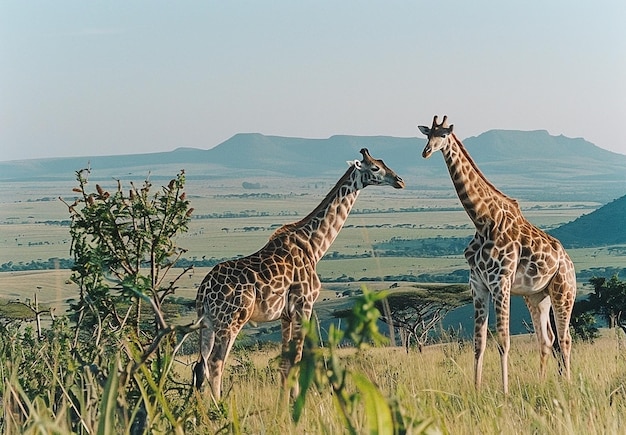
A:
[418, 115, 576, 394]
[193, 148, 405, 400]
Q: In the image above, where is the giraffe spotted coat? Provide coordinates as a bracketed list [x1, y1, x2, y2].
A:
[193, 148, 405, 400]
[419, 115, 576, 394]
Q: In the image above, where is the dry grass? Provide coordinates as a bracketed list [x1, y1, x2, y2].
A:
[175, 330, 626, 434]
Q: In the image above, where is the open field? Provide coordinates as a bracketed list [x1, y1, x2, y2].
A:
[0, 177, 603, 264]
[1, 176, 622, 320]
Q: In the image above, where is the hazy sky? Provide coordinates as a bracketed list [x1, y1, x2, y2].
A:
[1, 1, 625, 162]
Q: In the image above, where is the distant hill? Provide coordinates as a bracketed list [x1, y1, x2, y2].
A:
[206, 133, 422, 178]
[1, 130, 625, 202]
[549, 194, 626, 248]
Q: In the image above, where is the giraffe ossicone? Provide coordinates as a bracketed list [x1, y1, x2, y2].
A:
[193, 148, 405, 400]
[418, 115, 576, 394]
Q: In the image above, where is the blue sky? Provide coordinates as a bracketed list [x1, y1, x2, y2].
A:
[1, 1, 625, 161]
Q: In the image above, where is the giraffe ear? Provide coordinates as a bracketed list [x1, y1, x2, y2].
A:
[418, 125, 430, 136]
[347, 159, 363, 170]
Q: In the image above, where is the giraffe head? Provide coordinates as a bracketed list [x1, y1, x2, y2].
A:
[348, 148, 405, 189]
[418, 115, 454, 159]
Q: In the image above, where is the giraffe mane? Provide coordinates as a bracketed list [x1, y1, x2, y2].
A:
[269, 165, 357, 240]
[451, 132, 520, 209]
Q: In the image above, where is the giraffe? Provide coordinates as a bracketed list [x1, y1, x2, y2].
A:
[418, 115, 576, 394]
[193, 148, 405, 400]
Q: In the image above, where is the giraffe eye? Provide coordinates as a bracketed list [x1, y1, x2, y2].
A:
[371, 166, 380, 172]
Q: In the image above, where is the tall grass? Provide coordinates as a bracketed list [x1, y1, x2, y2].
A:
[3, 325, 625, 433]
[182, 329, 625, 434]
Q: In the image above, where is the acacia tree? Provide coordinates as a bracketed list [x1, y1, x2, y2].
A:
[376, 285, 471, 352]
[587, 275, 626, 333]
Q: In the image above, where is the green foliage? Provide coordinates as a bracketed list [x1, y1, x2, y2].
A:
[65, 168, 193, 335]
[570, 308, 600, 343]
[588, 275, 626, 329]
[1, 169, 199, 433]
[571, 275, 626, 342]
[570, 297, 599, 343]
[97, 358, 119, 435]
[345, 287, 389, 349]
[292, 288, 435, 434]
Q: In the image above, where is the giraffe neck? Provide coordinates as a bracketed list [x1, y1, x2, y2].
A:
[274, 167, 362, 263]
[442, 133, 518, 232]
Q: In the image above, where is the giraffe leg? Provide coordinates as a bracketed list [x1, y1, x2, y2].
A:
[206, 329, 241, 402]
[549, 263, 576, 381]
[471, 278, 490, 391]
[524, 292, 554, 379]
[493, 280, 511, 395]
[280, 296, 315, 399]
[279, 315, 294, 386]
[194, 314, 215, 391]
[195, 306, 245, 402]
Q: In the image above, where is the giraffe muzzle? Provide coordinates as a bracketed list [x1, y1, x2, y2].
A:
[393, 176, 405, 189]
[422, 145, 433, 159]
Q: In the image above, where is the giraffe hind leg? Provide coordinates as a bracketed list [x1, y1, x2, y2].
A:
[205, 329, 241, 402]
[549, 270, 576, 380]
[194, 314, 215, 390]
[524, 293, 554, 379]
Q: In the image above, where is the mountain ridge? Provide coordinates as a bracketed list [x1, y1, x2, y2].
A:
[1, 130, 625, 202]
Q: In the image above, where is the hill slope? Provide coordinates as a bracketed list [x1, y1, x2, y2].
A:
[549, 194, 626, 247]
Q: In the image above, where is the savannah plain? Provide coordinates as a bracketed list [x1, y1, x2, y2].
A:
[1, 172, 625, 433]
[0, 175, 612, 317]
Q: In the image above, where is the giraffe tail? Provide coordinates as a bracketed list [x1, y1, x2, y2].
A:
[549, 308, 565, 376]
[192, 360, 206, 390]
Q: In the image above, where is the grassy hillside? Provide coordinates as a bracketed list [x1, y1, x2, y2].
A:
[550, 194, 626, 247]
[8, 327, 624, 433]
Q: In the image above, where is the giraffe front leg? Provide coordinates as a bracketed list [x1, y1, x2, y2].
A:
[474, 304, 488, 391]
[280, 301, 315, 399]
[207, 344, 225, 402]
[472, 279, 489, 391]
[550, 269, 576, 381]
[279, 315, 294, 386]
[494, 283, 511, 395]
